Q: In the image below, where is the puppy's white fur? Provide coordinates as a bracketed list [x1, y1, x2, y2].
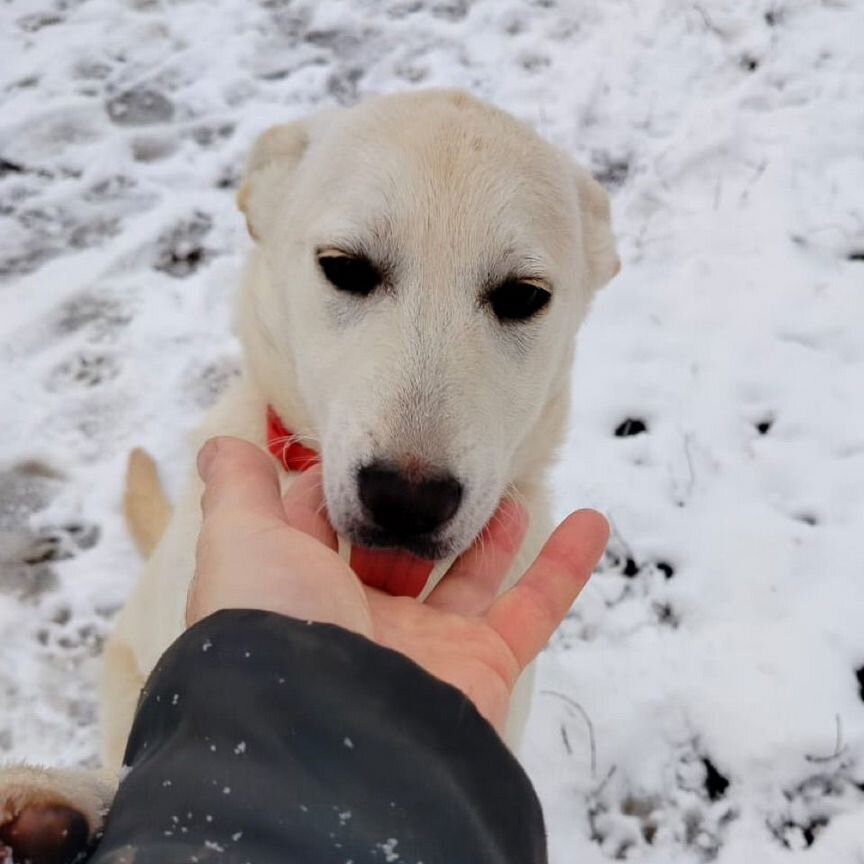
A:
[1, 90, 618, 837]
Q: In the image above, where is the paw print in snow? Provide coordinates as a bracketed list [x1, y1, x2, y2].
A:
[154, 212, 213, 278]
[106, 87, 175, 127]
[47, 351, 121, 392]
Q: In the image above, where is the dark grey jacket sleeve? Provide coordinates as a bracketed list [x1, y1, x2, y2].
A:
[90, 609, 547, 864]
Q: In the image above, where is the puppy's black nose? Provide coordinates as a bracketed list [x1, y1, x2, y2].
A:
[358, 462, 463, 538]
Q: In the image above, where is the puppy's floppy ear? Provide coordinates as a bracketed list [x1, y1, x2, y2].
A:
[237, 121, 309, 241]
[574, 166, 620, 290]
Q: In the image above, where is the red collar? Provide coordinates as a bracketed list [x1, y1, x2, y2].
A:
[266, 405, 320, 472]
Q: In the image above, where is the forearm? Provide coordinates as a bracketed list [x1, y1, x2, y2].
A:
[90, 609, 547, 863]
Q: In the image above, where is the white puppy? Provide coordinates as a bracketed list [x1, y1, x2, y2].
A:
[1, 89, 619, 847]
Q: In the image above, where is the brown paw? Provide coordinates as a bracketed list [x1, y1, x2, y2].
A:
[0, 803, 89, 864]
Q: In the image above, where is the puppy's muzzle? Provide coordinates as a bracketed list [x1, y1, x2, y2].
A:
[357, 461, 463, 542]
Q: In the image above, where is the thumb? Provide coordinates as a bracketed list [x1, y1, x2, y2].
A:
[197, 437, 285, 528]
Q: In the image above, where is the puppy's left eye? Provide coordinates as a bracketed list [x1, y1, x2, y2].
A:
[318, 253, 382, 297]
[489, 280, 551, 322]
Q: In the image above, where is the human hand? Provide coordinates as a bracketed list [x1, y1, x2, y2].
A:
[188, 437, 608, 736]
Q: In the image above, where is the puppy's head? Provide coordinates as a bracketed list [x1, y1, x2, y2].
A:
[237, 90, 618, 559]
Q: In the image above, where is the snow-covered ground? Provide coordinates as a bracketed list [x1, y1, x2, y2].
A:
[1, 0, 863, 860]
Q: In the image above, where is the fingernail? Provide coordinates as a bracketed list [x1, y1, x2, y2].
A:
[197, 438, 220, 481]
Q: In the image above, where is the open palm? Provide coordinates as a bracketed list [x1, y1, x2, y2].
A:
[190, 438, 608, 735]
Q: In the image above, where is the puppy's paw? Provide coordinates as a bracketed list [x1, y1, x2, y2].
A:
[0, 802, 89, 864]
[0, 765, 115, 864]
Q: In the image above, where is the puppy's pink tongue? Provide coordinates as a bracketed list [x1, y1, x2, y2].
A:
[350, 546, 436, 597]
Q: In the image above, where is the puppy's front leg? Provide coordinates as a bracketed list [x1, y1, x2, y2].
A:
[0, 764, 115, 864]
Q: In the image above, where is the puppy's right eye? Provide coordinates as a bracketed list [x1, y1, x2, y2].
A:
[318, 253, 381, 297]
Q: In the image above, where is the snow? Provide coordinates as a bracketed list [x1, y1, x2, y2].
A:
[377, 837, 401, 862]
[1, 0, 863, 861]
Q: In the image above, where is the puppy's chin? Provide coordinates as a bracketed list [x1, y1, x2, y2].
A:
[349, 524, 456, 561]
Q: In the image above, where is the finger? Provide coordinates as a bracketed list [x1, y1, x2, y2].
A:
[426, 498, 528, 615]
[197, 437, 285, 527]
[280, 465, 337, 548]
[486, 509, 609, 671]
